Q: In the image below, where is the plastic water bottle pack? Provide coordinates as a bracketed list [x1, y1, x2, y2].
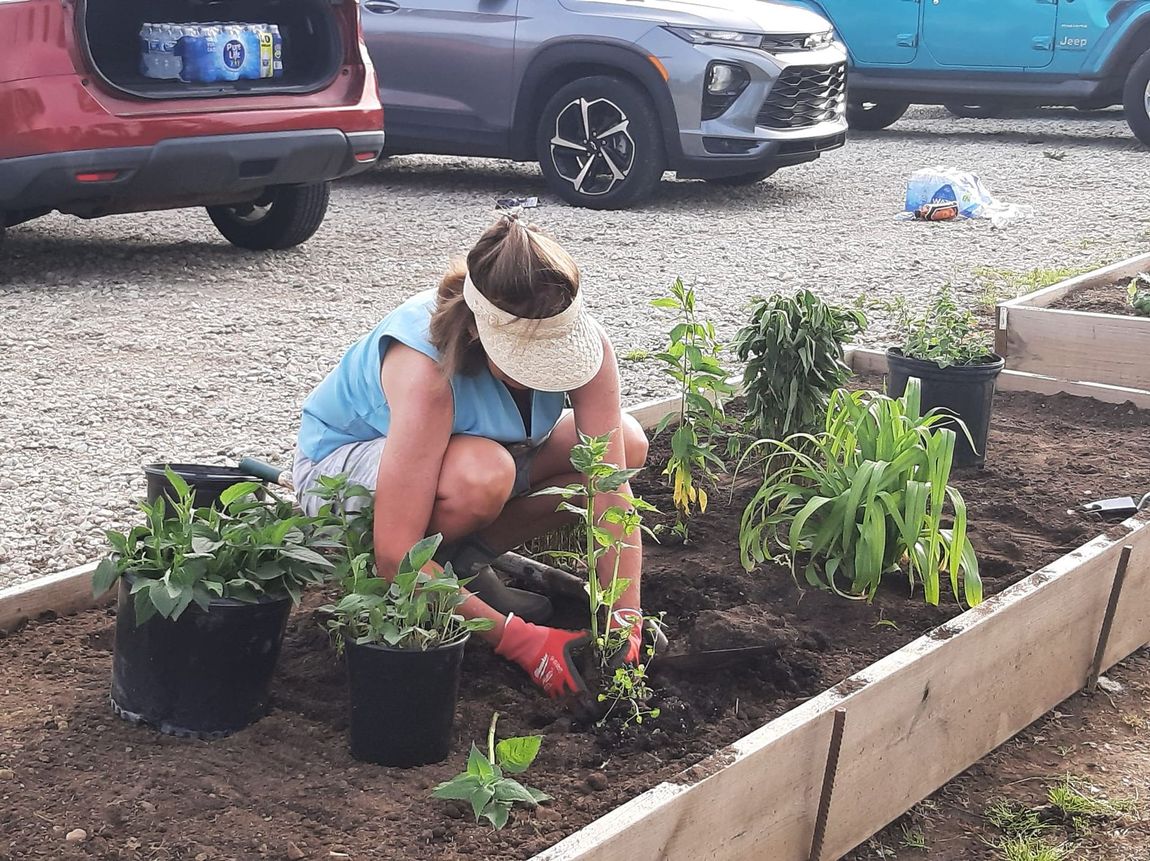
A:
[139, 22, 284, 84]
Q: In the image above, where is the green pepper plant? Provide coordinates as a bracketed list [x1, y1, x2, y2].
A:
[92, 468, 333, 624]
[650, 278, 736, 539]
[431, 712, 549, 829]
[739, 379, 982, 608]
[536, 432, 662, 725]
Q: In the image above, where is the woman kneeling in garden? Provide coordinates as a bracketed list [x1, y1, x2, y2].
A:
[293, 216, 652, 698]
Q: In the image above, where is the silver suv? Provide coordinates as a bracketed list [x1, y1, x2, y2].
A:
[363, 0, 848, 208]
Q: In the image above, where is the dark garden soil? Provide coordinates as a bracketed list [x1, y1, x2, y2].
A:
[2, 388, 1149, 861]
[1048, 278, 1148, 317]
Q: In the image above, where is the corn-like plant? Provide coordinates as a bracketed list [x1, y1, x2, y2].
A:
[734, 290, 866, 441]
[650, 278, 735, 538]
[739, 379, 982, 607]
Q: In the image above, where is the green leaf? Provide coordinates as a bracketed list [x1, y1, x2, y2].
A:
[431, 774, 483, 802]
[469, 785, 496, 823]
[495, 735, 542, 774]
[482, 800, 510, 830]
[493, 778, 542, 805]
[219, 481, 264, 509]
[92, 558, 121, 597]
[467, 744, 496, 782]
[650, 297, 680, 310]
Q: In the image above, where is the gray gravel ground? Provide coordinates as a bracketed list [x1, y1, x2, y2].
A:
[1, 106, 1148, 588]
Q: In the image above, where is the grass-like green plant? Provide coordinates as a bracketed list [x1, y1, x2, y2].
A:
[650, 278, 735, 538]
[974, 265, 1091, 308]
[323, 533, 493, 651]
[537, 432, 661, 724]
[1128, 274, 1150, 316]
[1047, 774, 1133, 832]
[431, 712, 549, 829]
[739, 379, 981, 607]
[995, 836, 1068, 861]
[92, 468, 333, 623]
[893, 287, 994, 368]
[734, 290, 866, 440]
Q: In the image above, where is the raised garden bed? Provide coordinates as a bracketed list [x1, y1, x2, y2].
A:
[1, 354, 1148, 861]
[994, 252, 1150, 395]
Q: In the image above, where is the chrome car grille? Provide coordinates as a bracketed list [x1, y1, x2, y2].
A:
[757, 63, 847, 129]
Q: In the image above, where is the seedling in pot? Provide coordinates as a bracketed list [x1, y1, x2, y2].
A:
[431, 712, 549, 829]
[92, 467, 333, 623]
[650, 278, 735, 540]
[536, 432, 662, 725]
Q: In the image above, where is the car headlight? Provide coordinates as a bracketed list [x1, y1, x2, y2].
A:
[665, 27, 764, 48]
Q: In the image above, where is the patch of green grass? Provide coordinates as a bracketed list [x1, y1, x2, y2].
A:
[1047, 775, 1133, 832]
[899, 822, 927, 850]
[621, 348, 650, 362]
[986, 798, 1051, 839]
[973, 265, 1094, 308]
[996, 835, 1069, 861]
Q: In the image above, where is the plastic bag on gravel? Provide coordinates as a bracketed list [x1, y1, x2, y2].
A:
[900, 166, 1033, 228]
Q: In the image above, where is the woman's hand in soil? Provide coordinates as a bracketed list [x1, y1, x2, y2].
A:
[496, 614, 590, 699]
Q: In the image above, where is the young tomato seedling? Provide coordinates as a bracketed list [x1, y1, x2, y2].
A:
[431, 712, 549, 829]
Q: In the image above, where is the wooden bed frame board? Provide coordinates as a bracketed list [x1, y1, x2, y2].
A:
[992, 252, 1150, 392]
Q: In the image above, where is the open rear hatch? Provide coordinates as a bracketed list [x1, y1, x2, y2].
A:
[79, 0, 346, 99]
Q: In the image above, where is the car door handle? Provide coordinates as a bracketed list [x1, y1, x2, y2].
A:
[363, 0, 399, 13]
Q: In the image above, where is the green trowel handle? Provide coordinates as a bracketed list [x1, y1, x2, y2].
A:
[238, 457, 293, 489]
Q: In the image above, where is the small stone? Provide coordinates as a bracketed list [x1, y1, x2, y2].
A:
[443, 802, 465, 820]
[285, 843, 305, 860]
[585, 772, 609, 792]
[139, 801, 157, 814]
[65, 829, 88, 843]
[1097, 676, 1124, 695]
[196, 854, 209, 861]
[0, 768, 14, 780]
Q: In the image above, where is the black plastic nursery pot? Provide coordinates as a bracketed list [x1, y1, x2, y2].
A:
[344, 636, 469, 768]
[110, 577, 292, 738]
[886, 348, 1006, 469]
[143, 463, 264, 510]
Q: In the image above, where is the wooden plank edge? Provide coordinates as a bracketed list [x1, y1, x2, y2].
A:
[0, 562, 105, 633]
[998, 252, 1150, 310]
[532, 514, 1150, 861]
[846, 346, 1150, 409]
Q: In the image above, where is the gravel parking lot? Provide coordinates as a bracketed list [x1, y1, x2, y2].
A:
[1, 106, 1148, 588]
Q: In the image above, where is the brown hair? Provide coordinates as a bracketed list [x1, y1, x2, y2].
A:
[429, 216, 581, 377]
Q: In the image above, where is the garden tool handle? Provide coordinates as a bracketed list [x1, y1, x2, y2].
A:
[237, 457, 293, 490]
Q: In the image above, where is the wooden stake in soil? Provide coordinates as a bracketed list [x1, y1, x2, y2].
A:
[1086, 545, 1134, 693]
[808, 708, 847, 861]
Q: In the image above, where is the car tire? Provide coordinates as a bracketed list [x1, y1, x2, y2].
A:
[944, 103, 1003, 119]
[536, 75, 666, 210]
[0, 219, 6, 252]
[1123, 48, 1150, 147]
[704, 168, 778, 187]
[846, 99, 909, 131]
[207, 182, 331, 251]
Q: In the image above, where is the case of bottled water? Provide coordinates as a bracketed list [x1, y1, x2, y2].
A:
[139, 22, 283, 84]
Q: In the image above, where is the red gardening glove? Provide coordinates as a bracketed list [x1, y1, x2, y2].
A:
[607, 609, 668, 669]
[496, 614, 590, 698]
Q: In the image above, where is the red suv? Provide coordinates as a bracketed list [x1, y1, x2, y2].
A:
[0, 0, 383, 252]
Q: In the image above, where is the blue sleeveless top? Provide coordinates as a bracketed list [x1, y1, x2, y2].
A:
[297, 290, 567, 462]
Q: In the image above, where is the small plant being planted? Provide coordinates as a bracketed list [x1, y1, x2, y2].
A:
[650, 278, 735, 540]
[739, 379, 982, 608]
[432, 712, 549, 829]
[538, 432, 662, 725]
[92, 469, 333, 738]
[886, 287, 1004, 468]
[324, 524, 493, 767]
[1129, 274, 1150, 316]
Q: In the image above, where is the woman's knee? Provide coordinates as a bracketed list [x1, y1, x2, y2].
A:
[438, 438, 516, 525]
[623, 414, 649, 468]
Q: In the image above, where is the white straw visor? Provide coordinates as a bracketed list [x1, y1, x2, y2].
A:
[463, 273, 604, 392]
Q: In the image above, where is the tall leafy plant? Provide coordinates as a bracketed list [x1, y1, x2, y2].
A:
[895, 287, 993, 367]
[538, 432, 661, 725]
[650, 278, 735, 537]
[92, 469, 333, 623]
[734, 290, 866, 440]
[739, 379, 982, 607]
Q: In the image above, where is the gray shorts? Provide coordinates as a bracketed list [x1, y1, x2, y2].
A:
[292, 436, 545, 517]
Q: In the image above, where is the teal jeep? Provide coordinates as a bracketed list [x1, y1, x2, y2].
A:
[791, 0, 1150, 145]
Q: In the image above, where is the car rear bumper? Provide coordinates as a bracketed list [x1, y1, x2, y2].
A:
[0, 129, 384, 218]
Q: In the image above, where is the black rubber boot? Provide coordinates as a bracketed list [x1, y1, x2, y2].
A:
[436, 539, 554, 624]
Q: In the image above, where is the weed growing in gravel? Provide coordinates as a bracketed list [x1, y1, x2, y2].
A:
[650, 278, 734, 540]
[995, 835, 1068, 861]
[536, 432, 661, 725]
[974, 265, 1092, 307]
[621, 348, 650, 362]
[899, 823, 927, 850]
[432, 712, 549, 829]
